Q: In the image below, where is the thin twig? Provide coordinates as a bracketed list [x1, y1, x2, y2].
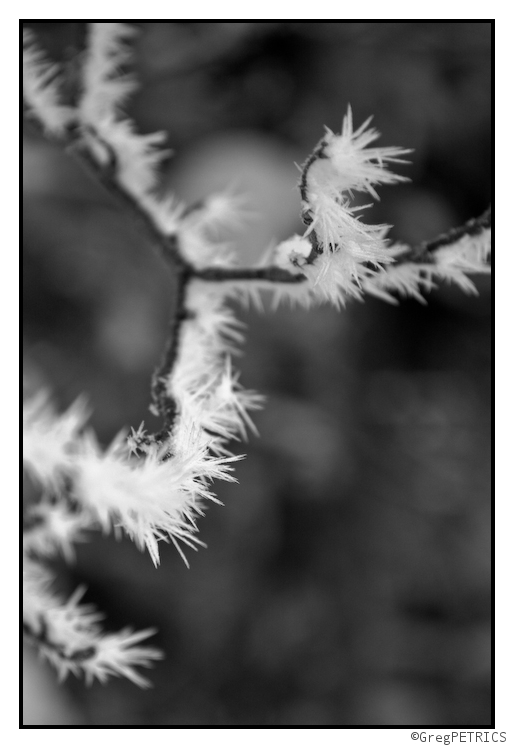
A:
[299, 138, 328, 205]
[398, 206, 492, 264]
[150, 265, 192, 428]
[67, 136, 188, 270]
[194, 265, 305, 283]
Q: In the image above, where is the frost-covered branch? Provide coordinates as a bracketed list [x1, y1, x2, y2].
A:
[401, 206, 491, 262]
[266, 107, 491, 308]
[23, 22, 491, 688]
[360, 209, 491, 304]
[23, 561, 162, 687]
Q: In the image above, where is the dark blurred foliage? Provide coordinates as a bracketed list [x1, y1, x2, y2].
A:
[23, 22, 491, 726]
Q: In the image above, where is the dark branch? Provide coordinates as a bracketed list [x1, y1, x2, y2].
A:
[194, 265, 305, 283]
[299, 138, 328, 205]
[67, 135, 188, 270]
[150, 265, 192, 432]
[397, 207, 492, 264]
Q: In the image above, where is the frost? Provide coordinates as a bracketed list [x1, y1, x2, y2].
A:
[22, 22, 491, 688]
[23, 29, 75, 135]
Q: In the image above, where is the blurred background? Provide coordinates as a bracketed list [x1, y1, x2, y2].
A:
[23, 22, 491, 726]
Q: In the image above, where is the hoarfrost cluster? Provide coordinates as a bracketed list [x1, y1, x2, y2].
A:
[23, 23, 491, 687]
